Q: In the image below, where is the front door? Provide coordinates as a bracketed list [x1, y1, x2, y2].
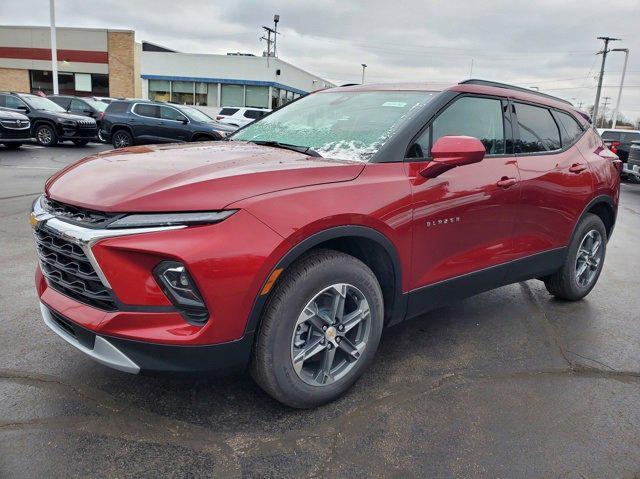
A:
[405, 95, 520, 312]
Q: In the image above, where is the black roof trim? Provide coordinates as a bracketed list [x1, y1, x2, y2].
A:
[459, 79, 573, 106]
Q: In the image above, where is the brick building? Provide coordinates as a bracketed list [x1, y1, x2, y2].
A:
[0, 25, 141, 98]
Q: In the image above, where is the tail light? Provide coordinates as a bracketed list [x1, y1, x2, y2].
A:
[98, 111, 104, 121]
[216, 115, 224, 120]
[613, 158, 623, 173]
[609, 141, 620, 154]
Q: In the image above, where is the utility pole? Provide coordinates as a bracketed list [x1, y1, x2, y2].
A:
[600, 96, 611, 127]
[49, 0, 58, 94]
[611, 48, 629, 129]
[361, 64, 367, 84]
[469, 59, 473, 77]
[592, 36, 620, 126]
[261, 15, 280, 58]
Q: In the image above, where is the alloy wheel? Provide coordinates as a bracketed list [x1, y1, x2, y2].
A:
[113, 132, 131, 148]
[575, 229, 603, 287]
[290, 283, 371, 386]
[37, 127, 52, 145]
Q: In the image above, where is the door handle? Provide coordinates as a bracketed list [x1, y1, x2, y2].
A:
[569, 163, 587, 173]
[497, 177, 518, 188]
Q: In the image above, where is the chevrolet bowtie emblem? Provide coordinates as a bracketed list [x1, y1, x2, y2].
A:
[29, 212, 39, 229]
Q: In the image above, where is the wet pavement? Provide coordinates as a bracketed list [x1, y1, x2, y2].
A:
[1, 143, 639, 478]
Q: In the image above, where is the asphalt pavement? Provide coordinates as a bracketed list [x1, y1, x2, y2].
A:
[1, 142, 639, 478]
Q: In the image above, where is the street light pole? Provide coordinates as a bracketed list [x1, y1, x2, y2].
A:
[49, 0, 58, 94]
[592, 36, 620, 126]
[611, 48, 629, 129]
[361, 64, 367, 84]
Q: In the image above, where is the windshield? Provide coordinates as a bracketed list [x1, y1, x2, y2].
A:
[232, 90, 436, 161]
[21, 95, 65, 112]
[83, 98, 108, 112]
[179, 106, 215, 122]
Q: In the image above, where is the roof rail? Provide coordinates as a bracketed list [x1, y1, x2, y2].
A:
[459, 79, 573, 106]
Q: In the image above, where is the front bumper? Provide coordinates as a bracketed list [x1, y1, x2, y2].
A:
[57, 124, 98, 140]
[40, 302, 254, 374]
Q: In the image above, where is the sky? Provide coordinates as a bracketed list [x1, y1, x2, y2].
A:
[2, 0, 640, 123]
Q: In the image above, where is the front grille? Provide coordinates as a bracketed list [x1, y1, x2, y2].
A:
[628, 144, 640, 166]
[42, 197, 120, 228]
[34, 227, 117, 311]
[78, 119, 96, 128]
[0, 119, 30, 130]
[48, 308, 96, 349]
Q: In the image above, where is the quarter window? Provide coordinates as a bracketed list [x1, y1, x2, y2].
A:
[556, 111, 584, 146]
[514, 103, 561, 152]
[134, 104, 160, 118]
[408, 96, 506, 159]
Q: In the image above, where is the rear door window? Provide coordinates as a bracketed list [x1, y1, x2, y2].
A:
[50, 97, 71, 109]
[600, 131, 621, 141]
[219, 108, 239, 116]
[556, 111, 584, 147]
[514, 102, 561, 153]
[70, 98, 88, 113]
[620, 132, 640, 143]
[4, 95, 28, 110]
[134, 104, 160, 118]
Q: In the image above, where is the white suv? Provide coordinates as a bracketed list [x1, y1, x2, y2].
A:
[216, 107, 271, 127]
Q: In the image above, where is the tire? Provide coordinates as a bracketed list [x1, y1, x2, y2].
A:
[72, 139, 89, 146]
[251, 249, 384, 408]
[3, 143, 22, 150]
[112, 129, 133, 149]
[35, 124, 57, 147]
[544, 213, 607, 300]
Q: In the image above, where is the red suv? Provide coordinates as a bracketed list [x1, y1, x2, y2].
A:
[32, 80, 620, 408]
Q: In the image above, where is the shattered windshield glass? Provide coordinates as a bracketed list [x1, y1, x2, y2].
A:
[231, 90, 436, 161]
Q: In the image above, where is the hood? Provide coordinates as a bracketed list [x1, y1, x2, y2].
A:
[50, 111, 93, 121]
[0, 108, 29, 120]
[202, 120, 236, 133]
[45, 142, 365, 212]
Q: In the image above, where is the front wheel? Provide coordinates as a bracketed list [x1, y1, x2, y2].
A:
[251, 249, 384, 408]
[35, 124, 57, 147]
[544, 213, 607, 300]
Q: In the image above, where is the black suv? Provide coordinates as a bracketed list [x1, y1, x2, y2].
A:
[101, 100, 236, 148]
[0, 108, 31, 149]
[48, 95, 108, 141]
[0, 92, 98, 146]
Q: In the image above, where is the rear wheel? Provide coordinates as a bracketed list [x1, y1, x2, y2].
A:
[35, 124, 57, 146]
[3, 143, 22, 150]
[544, 213, 607, 300]
[112, 129, 133, 149]
[251, 250, 384, 408]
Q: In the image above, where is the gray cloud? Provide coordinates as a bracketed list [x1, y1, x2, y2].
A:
[2, 0, 639, 121]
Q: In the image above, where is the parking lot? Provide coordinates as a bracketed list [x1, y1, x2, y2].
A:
[1, 143, 639, 477]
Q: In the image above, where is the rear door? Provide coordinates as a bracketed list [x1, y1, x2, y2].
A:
[511, 102, 593, 264]
[406, 94, 521, 293]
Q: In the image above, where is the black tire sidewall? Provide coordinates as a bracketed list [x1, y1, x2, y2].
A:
[564, 214, 607, 298]
[112, 131, 132, 148]
[261, 253, 383, 407]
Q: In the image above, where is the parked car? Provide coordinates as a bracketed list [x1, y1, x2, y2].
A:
[597, 128, 640, 163]
[0, 92, 98, 146]
[216, 107, 271, 127]
[625, 141, 640, 182]
[100, 100, 237, 148]
[48, 95, 109, 141]
[0, 108, 31, 149]
[31, 80, 620, 408]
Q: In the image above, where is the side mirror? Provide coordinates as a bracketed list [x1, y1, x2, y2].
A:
[17, 105, 29, 113]
[181, 117, 188, 124]
[420, 136, 485, 178]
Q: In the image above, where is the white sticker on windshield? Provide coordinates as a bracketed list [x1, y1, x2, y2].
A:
[382, 101, 407, 107]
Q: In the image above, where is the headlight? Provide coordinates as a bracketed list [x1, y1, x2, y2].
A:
[154, 261, 208, 324]
[107, 210, 237, 229]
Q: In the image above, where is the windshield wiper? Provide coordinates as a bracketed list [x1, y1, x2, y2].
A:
[250, 140, 323, 157]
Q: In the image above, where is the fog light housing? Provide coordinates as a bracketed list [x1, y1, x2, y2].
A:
[154, 261, 208, 324]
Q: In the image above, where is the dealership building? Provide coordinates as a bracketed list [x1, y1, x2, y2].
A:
[0, 25, 334, 109]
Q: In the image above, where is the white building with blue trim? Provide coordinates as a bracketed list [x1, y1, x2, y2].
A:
[141, 43, 334, 110]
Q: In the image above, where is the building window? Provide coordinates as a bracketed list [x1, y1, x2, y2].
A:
[206, 83, 218, 107]
[171, 81, 194, 105]
[271, 87, 280, 109]
[245, 85, 269, 108]
[29, 70, 108, 96]
[195, 82, 208, 106]
[149, 79, 170, 101]
[221, 84, 244, 107]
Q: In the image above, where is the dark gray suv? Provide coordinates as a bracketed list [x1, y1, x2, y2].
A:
[100, 100, 236, 148]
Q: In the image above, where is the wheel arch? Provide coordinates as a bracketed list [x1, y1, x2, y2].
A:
[572, 195, 617, 241]
[110, 123, 134, 136]
[31, 118, 56, 135]
[244, 225, 407, 336]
